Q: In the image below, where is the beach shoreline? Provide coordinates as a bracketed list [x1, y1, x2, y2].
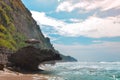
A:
[0, 69, 49, 80]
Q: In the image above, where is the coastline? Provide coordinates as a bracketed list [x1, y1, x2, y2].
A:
[0, 69, 49, 80]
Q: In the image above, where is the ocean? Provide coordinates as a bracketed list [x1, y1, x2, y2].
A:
[40, 62, 120, 80]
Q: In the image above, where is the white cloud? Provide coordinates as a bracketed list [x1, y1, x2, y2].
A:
[69, 18, 83, 23]
[31, 12, 57, 27]
[54, 42, 120, 61]
[71, 16, 120, 38]
[56, 1, 74, 12]
[31, 11, 66, 29]
[56, 0, 120, 12]
[31, 10, 120, 38]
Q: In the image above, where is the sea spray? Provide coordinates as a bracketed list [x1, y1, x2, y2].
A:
[41, 62, 120, 80]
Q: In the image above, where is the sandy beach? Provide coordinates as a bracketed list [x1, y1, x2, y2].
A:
[0, 69, 49, 80]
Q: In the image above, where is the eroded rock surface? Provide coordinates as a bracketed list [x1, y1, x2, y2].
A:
[8, 46, 62, 71]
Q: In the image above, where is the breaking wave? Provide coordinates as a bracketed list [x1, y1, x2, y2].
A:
[40, 62, 120, 80]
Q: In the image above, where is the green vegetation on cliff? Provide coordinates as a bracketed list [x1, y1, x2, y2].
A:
[0, 1, 27, 51]
[0, 24, 26, 51]
[0, 24, 16, 50]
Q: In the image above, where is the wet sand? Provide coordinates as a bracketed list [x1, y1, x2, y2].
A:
[0, 69, 49, 80]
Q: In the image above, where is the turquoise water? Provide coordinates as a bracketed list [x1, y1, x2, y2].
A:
[41, 62, 120, 80]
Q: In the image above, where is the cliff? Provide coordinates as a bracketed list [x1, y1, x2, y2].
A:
[0, 0, 53, 51]
[0, 0, 76, 65]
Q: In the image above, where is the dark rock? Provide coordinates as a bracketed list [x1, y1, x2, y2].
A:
[64, 56, 77, 62]
[8, 46, 62, 71]
[0, 63, 4, 70]
[60, 54, 77, 62]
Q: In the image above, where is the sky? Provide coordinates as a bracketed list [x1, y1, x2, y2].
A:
[21, 0, 120, 62]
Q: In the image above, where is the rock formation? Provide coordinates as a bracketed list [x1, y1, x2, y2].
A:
[61, 55, 77, 62]
[8, 46, 62, 71]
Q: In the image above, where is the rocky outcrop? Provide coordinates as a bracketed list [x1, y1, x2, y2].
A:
[8, 46, 62, 71]
[60, 54, 77, 62]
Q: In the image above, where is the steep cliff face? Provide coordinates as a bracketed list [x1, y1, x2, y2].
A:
[0, 0, 77, 62]
[0, 0, 53, 51]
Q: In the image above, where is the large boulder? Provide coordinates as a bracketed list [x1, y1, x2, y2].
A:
[8, 46, 62, 71]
